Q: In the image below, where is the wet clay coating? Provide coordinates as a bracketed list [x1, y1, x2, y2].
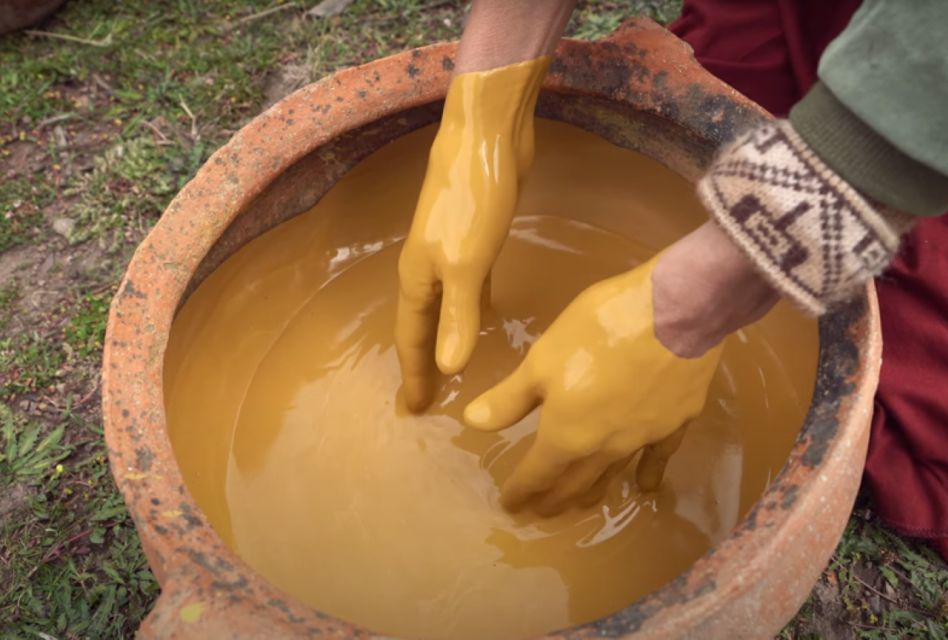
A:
[396, 56, 551, 412]
[465, 255, 723, 514]
[164, 122, 818, 640]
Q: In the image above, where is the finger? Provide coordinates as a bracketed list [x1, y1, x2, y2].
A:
[395, 272, 440, 413]
[499, 439, 572, 512]
[534, 450, 625, 516]
[435, 273, 484, 375]
[480, 270, 492, 314]
[463, 362, 539, 432]
[577, 455, 634, 508]
[636, 425, 688, 492]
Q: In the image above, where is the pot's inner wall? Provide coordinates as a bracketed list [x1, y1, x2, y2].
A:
[166, 109, 815, 637]
[184, 91, 711, 303]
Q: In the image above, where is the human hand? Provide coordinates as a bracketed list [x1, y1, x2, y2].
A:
[463, 224, 777, 514]
[396, 57, 549, 412]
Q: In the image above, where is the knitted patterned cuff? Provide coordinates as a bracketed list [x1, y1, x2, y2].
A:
[697, 120, 906, 315]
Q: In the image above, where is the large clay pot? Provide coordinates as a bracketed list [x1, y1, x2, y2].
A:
[103, 19, 880, 639]
[0, 0, 66, 34]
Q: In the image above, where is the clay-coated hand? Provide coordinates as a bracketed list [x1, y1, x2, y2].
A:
[396, 57, 550, 412]
[463, 255, 723, 514]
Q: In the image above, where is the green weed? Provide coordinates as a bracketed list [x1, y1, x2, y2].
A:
[0, 405, 157, 638]
[0, 333, 63, 398]
[65, 136, 178, 243]
[568, 0, 683, 40]
[0, 284, 19, 332]
[781, 509, 948, 640]
[0, 176, 53, 252]
[0, 405, 71, 481]
[65, 292, 111, 358]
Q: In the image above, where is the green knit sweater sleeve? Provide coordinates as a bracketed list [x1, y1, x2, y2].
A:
[789, 0, 948, 217]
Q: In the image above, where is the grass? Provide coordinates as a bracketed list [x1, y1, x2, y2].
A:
[0, 0, 944, 638]
[0, 405, 157, 638]
[0, 285, 19, 332]
[781, 504, 948, 639]
[64, 292, 110, 359]
[64, 138, 179, 244]
[0, 333, 64, 399]
[0, 176, 54, 252]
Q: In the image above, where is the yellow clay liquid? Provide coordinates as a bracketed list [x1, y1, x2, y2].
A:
[164, 120, 818, 639]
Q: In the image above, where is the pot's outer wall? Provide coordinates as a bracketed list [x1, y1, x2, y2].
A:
[102, 18, 881, 639]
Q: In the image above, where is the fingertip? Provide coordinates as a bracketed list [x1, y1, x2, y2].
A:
[577, 483, 610, 508]
[533, 495, 569, 518]
[396, 359, 436, 413]
[462, 383, 530, 432]
[463, 367, 538, 434]
[636, 473, 662, 493]
[434, 329, 472, 375]
[400, 375, 434, 414]
[499, 488, 530, 513]
[635, 426, 687, 491]
[462, 398, 494, 430]
[635, 452, 666, 492]
[436, 279, 482, 375]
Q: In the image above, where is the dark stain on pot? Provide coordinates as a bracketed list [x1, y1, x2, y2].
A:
[135, 446, 154, 472]
[184, 548, 235, 575]
[125, 424, 142, 442]
[581, 574, 717, 636]
[648, 70, 682, 120]
[780, 484, 800, 510]
[269, 599, 307, 625]
[741, 502, 761, 532]
[121, 279, 146, 300]
[406, 63, 420, 78]
[550, 46, 641, 99]
[682, 85, 762, 145]
[211, 574, 249, 592]
[800, 298, 865, 468]
[442, 56, 454, 71]
[177, 502, 204, 530]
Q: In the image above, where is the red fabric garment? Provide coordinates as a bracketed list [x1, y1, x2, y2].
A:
[670, 1, 948, 559]
[670, 0, 861, 116]
[866, 219, 948, 558]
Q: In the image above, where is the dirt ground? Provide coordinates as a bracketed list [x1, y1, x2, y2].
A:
[0, 1, 945, 638]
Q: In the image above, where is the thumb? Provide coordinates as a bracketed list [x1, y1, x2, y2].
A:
[464, 363, 539, 432]
[435, 274, 484, 375]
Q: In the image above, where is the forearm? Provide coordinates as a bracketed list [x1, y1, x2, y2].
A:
[455, 0, 577, 74]
[663, 0, 948, 344]
[653, 222, 778, 358]
[796, 0, 948, 217]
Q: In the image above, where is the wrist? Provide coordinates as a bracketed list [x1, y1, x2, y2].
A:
[438, 57, 550, 172]
[441, 57, 550, 126]
[454, 0, 575, 74]
[696, 120, 905, 314]
[652, 222, 779, 358]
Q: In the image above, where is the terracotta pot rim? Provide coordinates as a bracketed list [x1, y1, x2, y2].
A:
[103, 18, 880, 637]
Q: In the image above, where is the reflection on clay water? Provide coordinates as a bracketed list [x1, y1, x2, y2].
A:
[164, 120, 818, 640]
